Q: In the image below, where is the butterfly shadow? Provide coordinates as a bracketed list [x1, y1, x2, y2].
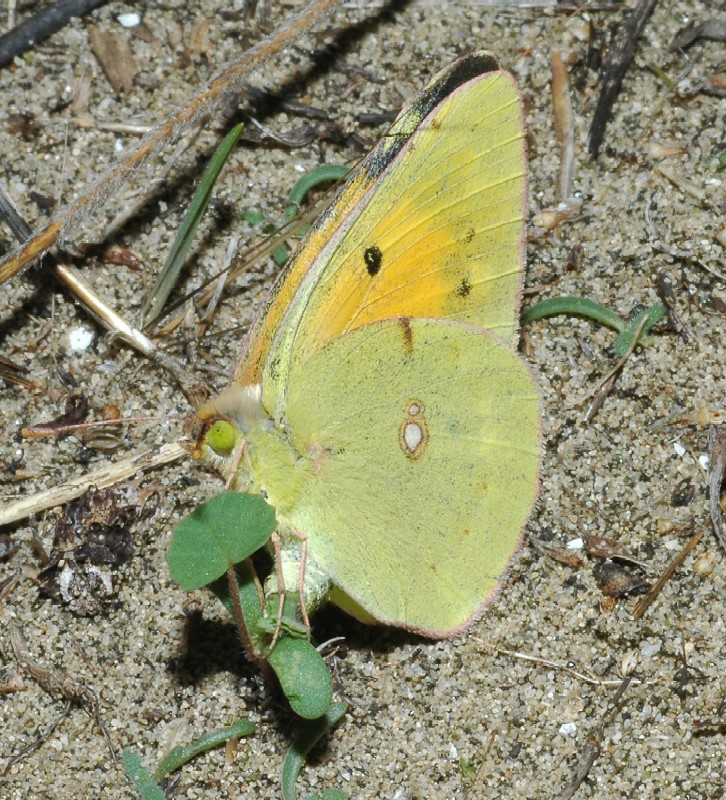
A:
[312, 604, 424, 656]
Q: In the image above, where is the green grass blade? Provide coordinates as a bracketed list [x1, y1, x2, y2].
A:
[282, 164, 349, 224]
[522, 296, 628, 332]
[141, 122, 244, 326]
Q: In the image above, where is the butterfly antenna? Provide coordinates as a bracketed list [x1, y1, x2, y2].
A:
[22, 415, 186, 439]
[223, 436, 248, 490]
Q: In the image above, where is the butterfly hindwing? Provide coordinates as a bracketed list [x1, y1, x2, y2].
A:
[277, 319, 540, 637]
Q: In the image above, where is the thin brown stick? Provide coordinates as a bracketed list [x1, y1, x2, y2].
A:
[3, 700, 72, 775]
[588, 0, 659, 157]
[632, 528, 703, 619]
[0, 0, 109, 67]
[585, 312, 650, 422]
[494, 647, 643, 688]
[551, 49, 574, 204]
[102, 125, 201, 242]
[153, 189, 327, 333]
[0, 0, 338, 286]
[53, 259, 206, 403]
[1, 164, 204, 402]
[707, 425, 726, 551]
[0, 441, 187, 526]
[54, 262, 157, 357]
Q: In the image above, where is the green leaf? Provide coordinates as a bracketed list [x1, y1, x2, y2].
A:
[280, 702, 348, 800]
[168, 492, 276, 590]
[268, 636, 334, 720]
[122, 750, 165, 800]
[153, 719, 255, 781]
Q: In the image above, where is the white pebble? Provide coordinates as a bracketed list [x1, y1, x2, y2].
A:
[117, 12, 141, 27]
[69, 326, 94, 351]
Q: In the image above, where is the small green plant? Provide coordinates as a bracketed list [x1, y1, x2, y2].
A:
[522, 296, 665, 356]
[167, 491, 334, 721]
[166, 493, 348, 798]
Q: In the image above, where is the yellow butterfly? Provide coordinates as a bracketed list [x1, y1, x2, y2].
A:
[196, 50, 541, 638]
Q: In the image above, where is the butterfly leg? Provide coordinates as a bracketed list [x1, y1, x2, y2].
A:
[262, 527, 314, 658]
[290, 527, 311, 631]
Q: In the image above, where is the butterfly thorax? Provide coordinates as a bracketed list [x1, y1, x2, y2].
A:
[196, 383, 333, 619]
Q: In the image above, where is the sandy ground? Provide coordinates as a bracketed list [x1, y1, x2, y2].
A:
[1, 1, 724, 798]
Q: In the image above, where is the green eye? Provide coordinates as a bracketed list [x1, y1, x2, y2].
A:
[206, 419, 237, 456]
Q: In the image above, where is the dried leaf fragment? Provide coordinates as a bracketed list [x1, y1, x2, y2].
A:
[37, 488, 140, 616]
[530, 537, 584, 569]
[585, 535, 646, 567]
[671, 19, 726, 50]
[88, 25, 136, 94]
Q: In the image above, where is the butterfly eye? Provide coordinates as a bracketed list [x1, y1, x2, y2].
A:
[206, 419, 238, 456]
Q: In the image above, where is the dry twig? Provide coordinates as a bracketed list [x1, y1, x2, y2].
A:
[0, 441, 186, 526]
[0, 0, 338, 285]
[557, 677, 633, 800]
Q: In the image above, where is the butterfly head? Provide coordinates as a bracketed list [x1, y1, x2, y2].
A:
[192, 384, 265, 477]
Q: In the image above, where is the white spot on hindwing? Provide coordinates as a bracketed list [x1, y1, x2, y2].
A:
[399, 398, 428, 460]
[404, 422, 423, 451]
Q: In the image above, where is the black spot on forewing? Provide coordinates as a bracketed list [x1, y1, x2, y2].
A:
[364, 245, 383, 276]
[455, 277, 472, 298]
